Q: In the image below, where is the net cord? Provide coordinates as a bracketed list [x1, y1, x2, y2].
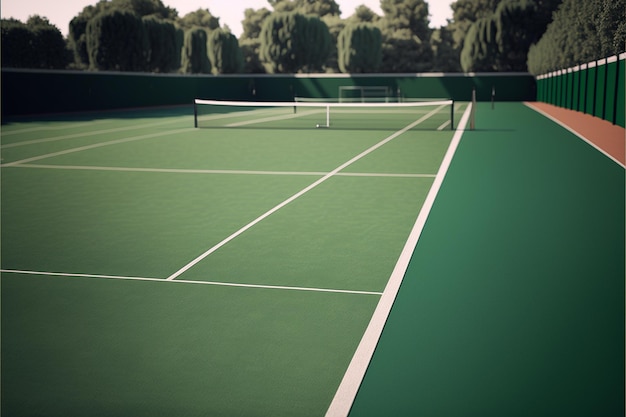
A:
[194, 98, 453, 108]
[193, 98, 454, 129]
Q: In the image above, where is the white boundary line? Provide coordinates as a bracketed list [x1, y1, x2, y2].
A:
[166, 104, 448, 281]
[0, 128, 194, 167]
[437, 120, 451, 131]
[324, 102, 474, 417]
[0, 120, 108, 137]
[10, 163, 436, 178]
[524, 102, 625, 169]
[1, 117, 186, 149]
[0, 269, 382, 295]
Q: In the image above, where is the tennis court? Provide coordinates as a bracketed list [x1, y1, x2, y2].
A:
[1, 100, 623, 416]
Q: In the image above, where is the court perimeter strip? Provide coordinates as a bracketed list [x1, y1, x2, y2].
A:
[0, 269, 381, 296]
[524, 102, 625, 169]
[324, 102, 474, 417]
[166, 104, 447, 281]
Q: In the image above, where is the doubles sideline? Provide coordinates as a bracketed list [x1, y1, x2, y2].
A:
[325, 101, 474, 417]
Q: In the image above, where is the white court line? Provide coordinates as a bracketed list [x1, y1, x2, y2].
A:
[1, 117, 187, 149]
[437, 120, 451, 130]
[324, 101, 474, 417]
[0, 128, 194, 167]
[0, 269, 382, 296]
[524, 102, 625, 169]
[0, 120, 108, 137]
[166, 104, 447, 281]
[11, 163, 437, 178]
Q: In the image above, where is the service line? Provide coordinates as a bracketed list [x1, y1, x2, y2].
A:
[166, 104, 447, 281]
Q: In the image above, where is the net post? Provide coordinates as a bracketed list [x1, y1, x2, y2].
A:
[326, 105, 330, 127]
[470, 88, 476, 130]
[193, 99, 198, 128]
[450, 99, 454, 130]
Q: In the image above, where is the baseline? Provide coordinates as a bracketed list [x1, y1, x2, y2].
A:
[324, 101, 474, 417]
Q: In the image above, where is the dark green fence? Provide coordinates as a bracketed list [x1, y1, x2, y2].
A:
[536, 53, 625, 127]
[1, 69, 535, 117]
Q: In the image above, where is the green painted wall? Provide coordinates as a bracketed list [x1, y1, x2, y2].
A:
[1, 69, 535, 117]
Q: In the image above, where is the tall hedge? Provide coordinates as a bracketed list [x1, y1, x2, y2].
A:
[460, 16, 498, 72]
[1, 17, 70, 69]
[208, 29, 243, 74]
[299, 15, 332, 72]
[259, 12, 331, 73]
[180, 28, 211, 74]
[528, 0, 626, 74]
[495, 0, 539, 71]
[143, 16, 179, 72]
[86, 10, 149, 71]
[337, 23, 382, 73]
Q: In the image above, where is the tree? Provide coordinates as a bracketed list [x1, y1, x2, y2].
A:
[378, 0, 434, 72]
[177, 8, 220, 31]
[208, 28, 243, 74]
[300, 14, 332, 72]
[337, 23, 382, 73]
[346, 5, 381, 25]
[380, 0, 430, 41]
[239, 8, 271, 74]
[527, 0, 625, 74]
[259, 12, 331, 73]
[109, 0, 177, 20]
[269, 0, 341, 17]
[69, 0, 177, 70]
[86, 9, 149, 71]
[180, 27, 211, 73]
[494, 0, 538, 71]
[240, 7, 271, 40]
[449, 0, 502, 49]
[457, 0, 561, 72]
[431, 26, 462, 72]
[69, 1, 111, 68]
[460, 15, 498, 71]
[1, 17, 71, 69]
[143, 16, 178, 72]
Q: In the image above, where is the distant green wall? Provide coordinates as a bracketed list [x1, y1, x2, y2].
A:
[1, 69, 535, 117]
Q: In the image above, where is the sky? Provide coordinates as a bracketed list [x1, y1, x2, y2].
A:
[1, 0, 454, 37]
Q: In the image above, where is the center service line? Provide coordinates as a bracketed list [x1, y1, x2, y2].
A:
[166, 105, 446, 281]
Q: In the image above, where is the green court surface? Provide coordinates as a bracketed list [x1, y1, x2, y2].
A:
[347, 102, 625, 417]
[2, 102, 624, 416]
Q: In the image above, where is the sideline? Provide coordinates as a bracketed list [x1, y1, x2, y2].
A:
[324, 101, 474, 417]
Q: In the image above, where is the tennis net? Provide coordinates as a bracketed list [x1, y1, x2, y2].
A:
[193, 98, 455, 131]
